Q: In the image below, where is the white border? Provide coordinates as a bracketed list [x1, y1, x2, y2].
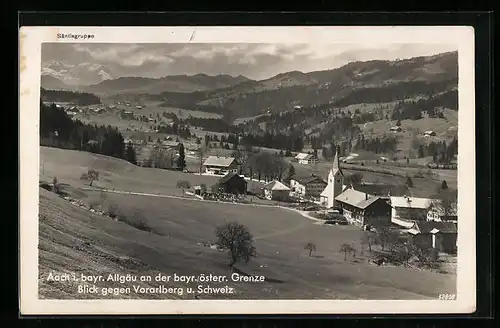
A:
[19, 26, 476, 315]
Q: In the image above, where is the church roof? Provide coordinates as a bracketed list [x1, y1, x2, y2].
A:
[331, 150, 343, 176]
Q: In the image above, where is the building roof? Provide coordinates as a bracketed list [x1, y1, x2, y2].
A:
[264, 180, 291, 191]
[295, 153, 313, 160]
[424, 130, 436, 134]
[353, 183, 409, 197]
[292, 175, 327, 185]
[390, 196, 432, 209]
[203, 156, 236, 167]
[411, 221, 457, 234]
[218, 172, 246, 185]
[161, 140, 180, 147]
[335, 188, 377, 208]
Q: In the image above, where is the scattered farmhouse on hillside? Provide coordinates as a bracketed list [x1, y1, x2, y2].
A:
[295, 153, 318, 165]
[334, 188, 391, 228]
[389, 126, 402, 132]
[320, 150, 344, 209]
[203, 156, 238, 176]
[290, 175, 327, 200]
[407, 221, 458, 254]
[390, 196, 432, 228]
[424, 130, 437, 137]
[217, 173, 247, 195]
[263, 180, 291, 201]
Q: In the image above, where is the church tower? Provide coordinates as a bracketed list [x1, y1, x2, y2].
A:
[324, 147, 344, 209]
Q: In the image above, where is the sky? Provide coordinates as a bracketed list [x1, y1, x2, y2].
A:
[41, 43, 458, 82]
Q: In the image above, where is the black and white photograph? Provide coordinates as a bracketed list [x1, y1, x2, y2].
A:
[20, 26, 476, 315]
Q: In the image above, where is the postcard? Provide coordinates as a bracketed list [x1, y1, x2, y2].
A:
[19, 25, 476, 315]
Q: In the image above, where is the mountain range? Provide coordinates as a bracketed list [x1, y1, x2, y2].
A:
[41, 51, 458, 118]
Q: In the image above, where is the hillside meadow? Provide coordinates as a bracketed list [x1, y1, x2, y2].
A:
[37, 147, 456, 300]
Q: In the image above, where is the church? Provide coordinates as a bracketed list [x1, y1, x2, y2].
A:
[320, 149, 344, 209]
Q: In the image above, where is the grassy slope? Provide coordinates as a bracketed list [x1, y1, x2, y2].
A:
[39, 147, 456, 300]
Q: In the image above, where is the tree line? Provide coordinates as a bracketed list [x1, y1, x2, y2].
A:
[41, 88, 101, 106]
[40, 102, 134, 162]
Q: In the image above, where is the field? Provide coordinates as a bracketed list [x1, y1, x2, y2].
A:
[38, 147, 456, 300]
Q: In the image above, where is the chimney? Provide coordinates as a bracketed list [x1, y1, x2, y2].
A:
[365, 193, 368, 200]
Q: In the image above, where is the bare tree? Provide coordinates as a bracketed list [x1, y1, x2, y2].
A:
[431, 189, 457, 221]
[304, 242, 317, 257]
[215, 222, 256, 267]
[80, 169, 99, 186]
[52, 176, 60, 194]
[176, 180, 191, 194]
[360, 231, 376, 253]
[340, 243, 355, 261]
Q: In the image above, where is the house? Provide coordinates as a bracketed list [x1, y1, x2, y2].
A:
[390, 196, 433, 228]
[217, 173, 247, 195]
[263, 180, 291, 201]
[424, 130, 437, 137]
[295, 153, 317, 165]
[290, 175, 327, 199]
[389, 126, 402, 132]
[407, 221, 457, 254]
[203, 156, 238, 176]
[320, 149, 343, 209]
[427, 199, 458, 223]
[334, 188, 391, 227]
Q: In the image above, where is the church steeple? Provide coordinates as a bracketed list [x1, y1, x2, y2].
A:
[331, 146, 342, 176]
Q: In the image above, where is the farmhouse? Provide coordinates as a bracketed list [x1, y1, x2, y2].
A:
[320, 150, 344, 209]
[290, 175, 327, 199]
[335, 188, 391, 227]
[218, 173, 247, 195]
[390, 196, 432, 228]
[203, 156, 238, 176]
[295, 153, 317, 165]
[424, 130, 437, 137]
[427, 200, 458, 223]
[389, 126, 402, 132]
[407, 221, 457, 254]
[263, 180, 291, 201]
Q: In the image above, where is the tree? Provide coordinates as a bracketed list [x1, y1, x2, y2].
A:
[405, 175, 414, 188]
[176, 143, 186, 171]
[340, 243, 355, 261]
[360, 231, 376, 252]
[441, 180, 448, 190]
[431, 189, 457, 221]
[199, 183, 207, 194]
[80, 169, 99, 186]
[215, 222, 256, 267]
[52, 176, 60, 194]
[374, 227, 398, 251]
[396, 119, 402, 127]
[125, 141, 137, 165]
[176, 180, 191, 194]
[284, 164, 296, 183]
[304, 242, 316, 257]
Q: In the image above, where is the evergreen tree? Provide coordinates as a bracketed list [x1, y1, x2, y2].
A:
[176, 143, 186, 171]
[441, 180, 448, 190]
[284, 164, 296, 183]
[125, 141, 137, 165]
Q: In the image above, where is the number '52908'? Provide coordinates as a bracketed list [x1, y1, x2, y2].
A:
[438, 294, 456, 300]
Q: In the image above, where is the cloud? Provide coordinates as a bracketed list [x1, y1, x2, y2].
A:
[41, 43, 458, 81]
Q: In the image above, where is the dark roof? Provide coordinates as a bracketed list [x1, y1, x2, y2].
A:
[414, 221, 457, 234]
[293, 176, 327, 185]
[353, 183, 409, 197]
[218, 173, 247, 185]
